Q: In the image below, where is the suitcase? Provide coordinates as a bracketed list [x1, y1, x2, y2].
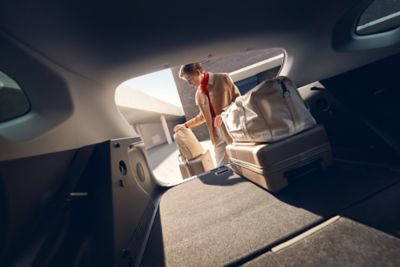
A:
[226, 125, 333, 192]
[178, 150, 215, 179]
[221, 76, 316, 143]
[174, 127, 204, 160]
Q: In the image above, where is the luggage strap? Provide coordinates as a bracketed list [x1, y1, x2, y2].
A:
[279, 78, 290, 98]
[235, 99, 250, 139]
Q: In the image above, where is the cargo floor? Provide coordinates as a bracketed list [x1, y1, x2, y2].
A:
[244, 181, 400, 267]
[140, 163, 400, 266]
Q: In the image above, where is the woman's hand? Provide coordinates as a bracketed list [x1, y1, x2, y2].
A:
[173, 123, 186, 132]
[214, 115, 223, 128]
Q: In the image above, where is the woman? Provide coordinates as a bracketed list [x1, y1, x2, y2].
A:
[173, 62, 240, 166]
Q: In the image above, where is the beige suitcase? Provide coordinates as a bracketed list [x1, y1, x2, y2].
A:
[178, 150, 215, 179]
[222, 76, 316, 143]
[174, 127, 205, 160]
[226, 125, 333, 192]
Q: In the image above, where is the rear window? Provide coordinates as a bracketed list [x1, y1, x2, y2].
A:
[0, 71, 30, 122]
[357, 0, 400, 35]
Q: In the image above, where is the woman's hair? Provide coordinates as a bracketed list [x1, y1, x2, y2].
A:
[179, 62, 203, 78]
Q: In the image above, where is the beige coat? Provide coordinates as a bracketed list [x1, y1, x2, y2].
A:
[185, 73, 240, 144]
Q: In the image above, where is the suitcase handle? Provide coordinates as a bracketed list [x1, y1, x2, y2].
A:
[215, 167, 230, 176]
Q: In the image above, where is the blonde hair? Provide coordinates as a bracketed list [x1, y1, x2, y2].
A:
[179, 62, 203, 78]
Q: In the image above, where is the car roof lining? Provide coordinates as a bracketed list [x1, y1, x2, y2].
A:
[2, 0, 400, 88]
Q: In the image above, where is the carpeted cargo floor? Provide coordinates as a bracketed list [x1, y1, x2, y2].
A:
[243, 217, 400, 267]
[343, 179, 400, 238]
[141, 164, 400, 266]
[244, 181, 400, 267]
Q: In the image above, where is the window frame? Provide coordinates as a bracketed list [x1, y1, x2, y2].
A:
[0, 71, 31, 123]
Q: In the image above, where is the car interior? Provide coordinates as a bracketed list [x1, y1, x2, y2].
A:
[1, 0, 400, 266]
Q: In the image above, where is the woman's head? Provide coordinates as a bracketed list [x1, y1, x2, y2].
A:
[179, 62, 204, 88]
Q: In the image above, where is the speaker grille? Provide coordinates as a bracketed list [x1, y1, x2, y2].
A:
[136, 162, 146, 182]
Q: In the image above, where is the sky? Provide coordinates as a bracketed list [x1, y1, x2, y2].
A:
[123, 69, 183, 108]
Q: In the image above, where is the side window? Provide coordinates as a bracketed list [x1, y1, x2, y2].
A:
[235, 76, 259, 95]
[357, 0, 400, 35]
[0, 71, 30, 122]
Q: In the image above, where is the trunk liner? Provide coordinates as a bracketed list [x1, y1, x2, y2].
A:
[243, 217, 400, 267]
[141, 164, 399, 266]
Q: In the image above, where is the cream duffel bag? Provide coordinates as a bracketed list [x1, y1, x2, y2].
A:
[174, 127, 205, 160]
[222, 76, 316, 143]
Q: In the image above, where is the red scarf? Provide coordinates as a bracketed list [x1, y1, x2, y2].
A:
[200, 72, 216, 119]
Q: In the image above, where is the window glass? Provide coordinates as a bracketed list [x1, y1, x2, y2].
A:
[0, 71, 30, 122]
[357, 0, 400, 35]
[235, 76, 259, 94]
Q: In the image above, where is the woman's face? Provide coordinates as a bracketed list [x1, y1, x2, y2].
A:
[183, 70, 203, 88]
